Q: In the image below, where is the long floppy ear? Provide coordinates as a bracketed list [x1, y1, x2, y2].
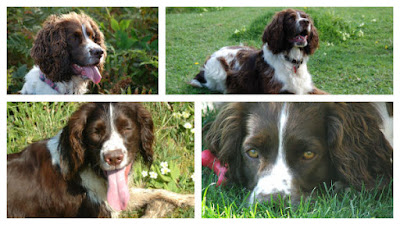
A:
[205, 103, 247, 185]
[326, 103, 393, 189]
[135, 104, 154, 166]
[30, 15, 72, 82]
[262, 11, 286, 54]
[59, 103, 96, 180]
[304, 20, 319, 55]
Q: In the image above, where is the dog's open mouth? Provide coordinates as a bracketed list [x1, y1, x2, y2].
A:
[289, 29, 309, 46]
[104, 163, 132, 211]
[71, 64, 102, 84]
[289, 34, 308, 46]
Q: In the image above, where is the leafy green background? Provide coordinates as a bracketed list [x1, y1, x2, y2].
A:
[7, 7, 158, 94]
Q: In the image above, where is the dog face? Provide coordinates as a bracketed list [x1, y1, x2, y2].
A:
[58, 103, 154, 211]
[282, 10, 312, 47]
[83, 104, 140, 171]
[262, 9, 319, 55]
[242, 103, 335, 203]
[31, 12, 107, 83]
[65, 17, 105, 67]
[59, 103, 153, 179]
[206, 102, 392, 204]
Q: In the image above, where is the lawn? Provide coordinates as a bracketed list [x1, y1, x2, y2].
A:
[201, 105, 393, 218]
[202, 168, 393, 218]
[7, 7, 158, 94]
[166, 7, 393, 94]
[7, 102, 194, 218]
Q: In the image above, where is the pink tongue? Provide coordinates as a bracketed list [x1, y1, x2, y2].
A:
[291, 35, 307, 43]
[80, 66, 102, 84]
[106, 165, 131, 211]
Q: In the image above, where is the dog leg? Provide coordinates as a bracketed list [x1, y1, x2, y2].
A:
[127, 188, 195, 218]
[141, 200, 176, 218]
[309, 87, 328, 94]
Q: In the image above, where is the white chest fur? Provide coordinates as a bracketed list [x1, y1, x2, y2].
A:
[262, 44, 314, 94]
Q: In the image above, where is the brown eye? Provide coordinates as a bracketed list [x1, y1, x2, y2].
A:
[302, 151, 315, 160]
[92, 128, 103, 135]
[246, 149, 259, 159]
[85, 29, 94, 39]
[122, 127, 133, 134]
[88, 128, 103, 143]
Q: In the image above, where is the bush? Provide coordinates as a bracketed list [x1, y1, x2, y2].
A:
[7, 7, 158, 94]
[231, 8, 362, 44]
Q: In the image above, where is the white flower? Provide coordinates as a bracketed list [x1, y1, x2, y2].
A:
[357, 30, 364, 37]
[161, 167, 171, 175]
[371, 19, 377, 22]
[359, 22, 365, 27]
[341, 32, 350, 41]
[234, 29, 240, 34]
[149, 171, 158, 179]
[182, 111, 190, 119]
[191, 173, 195, 182]
[323, 52, 327, 56]
[142, 171, 148, 177]
[183, 122, 192, 129]
[191, 128, 195, 134]
[160, 161, 168, 168]
[172, 112, 181, 118]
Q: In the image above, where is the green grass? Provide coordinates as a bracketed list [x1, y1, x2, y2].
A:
[166, 7, 393, 94]
[7, 102, 194, 218]
[202, 167, 393, 218]
[201, 105, 393, 218]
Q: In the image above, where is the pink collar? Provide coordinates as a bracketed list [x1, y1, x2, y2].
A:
[39, 71, 60, 93]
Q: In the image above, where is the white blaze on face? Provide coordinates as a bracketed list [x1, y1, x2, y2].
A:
[101, 104, 128, 170]
[82, 23, 105, 63]
[81, 24, 103, 60]
[101, 104, 131, 212]
[249, 103, 293, 204]
[296, 11, 311, 32]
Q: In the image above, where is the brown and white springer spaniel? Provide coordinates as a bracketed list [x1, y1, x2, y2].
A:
[206, 102, 392, 204]
[7, 103, 194, 218]
[191, 9, 326, 94]
[20, 12, 106, 94]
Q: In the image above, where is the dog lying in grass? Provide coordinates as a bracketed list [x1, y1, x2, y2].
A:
[191, 9, 326, 94]
[204, 102, 392, 205]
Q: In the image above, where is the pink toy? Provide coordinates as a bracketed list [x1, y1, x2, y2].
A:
[202, 150, 228, 186]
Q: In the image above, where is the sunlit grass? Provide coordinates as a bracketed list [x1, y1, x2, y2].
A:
[166, 7, 393, 94]
[7, 102, 194, 218]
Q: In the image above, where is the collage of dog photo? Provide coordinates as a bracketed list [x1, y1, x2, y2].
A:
[3, 0, 396, 224]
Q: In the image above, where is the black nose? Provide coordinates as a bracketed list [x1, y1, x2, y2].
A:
[90, 48, 104, 59]
[104, 150, 124, 166]
[300, 19, 310, 27]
